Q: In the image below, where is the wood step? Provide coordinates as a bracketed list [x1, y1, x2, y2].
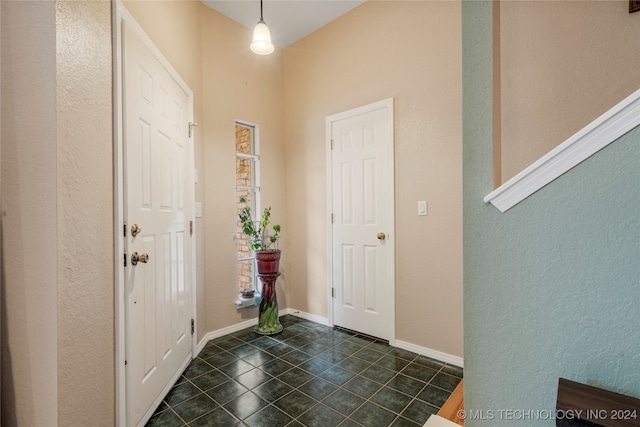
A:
[437, 379, 464, 426]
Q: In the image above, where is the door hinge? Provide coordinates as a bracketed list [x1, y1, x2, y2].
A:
[331, 139, 334, 150]
[190, 220, 193, 236]
[331, 214, 334, 224]
[331, 288, 335, 298]
[191, 319, 195, 335]
[124, 360, 127, 366]
[123, 221, 127, 237]
[124, 253, 127, 267]
[188, 122, 198, 138]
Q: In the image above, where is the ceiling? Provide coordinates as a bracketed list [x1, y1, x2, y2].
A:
[201, 0, 366, 48]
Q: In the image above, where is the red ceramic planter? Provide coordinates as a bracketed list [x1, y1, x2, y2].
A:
[255, 249, 281, 274]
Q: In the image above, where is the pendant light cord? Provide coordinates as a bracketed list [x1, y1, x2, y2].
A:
[260, 0, 264, 21]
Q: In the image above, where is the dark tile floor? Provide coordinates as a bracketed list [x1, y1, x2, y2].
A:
[146, 315, 463, 427]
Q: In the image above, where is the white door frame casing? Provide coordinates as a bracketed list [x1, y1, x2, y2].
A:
[325, 98, 396, 345]
[113, 3, 197, 426]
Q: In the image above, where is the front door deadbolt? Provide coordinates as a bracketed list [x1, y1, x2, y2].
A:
[131, 224, 142, 237]
[131, 252, 149, 266]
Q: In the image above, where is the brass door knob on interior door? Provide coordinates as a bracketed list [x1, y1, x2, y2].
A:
[377, 232, 386, 240]
[131, 252, 149, 266]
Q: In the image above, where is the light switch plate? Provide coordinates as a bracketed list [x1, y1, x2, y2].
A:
[195, 202, 203, 218]
[418, 201, 427, 216]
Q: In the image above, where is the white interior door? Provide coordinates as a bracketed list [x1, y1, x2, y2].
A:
[123, 22, 194, 427]
[328, 99, 395, 342]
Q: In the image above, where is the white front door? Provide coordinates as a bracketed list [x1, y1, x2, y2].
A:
[123, 22, 194, 427]
[328, 99, 395, 342]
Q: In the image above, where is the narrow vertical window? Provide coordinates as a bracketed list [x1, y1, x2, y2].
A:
[236, 123, 260, 298]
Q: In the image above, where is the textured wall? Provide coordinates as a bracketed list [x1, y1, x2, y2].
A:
[1, 2, 59, 425]
[500, 1, 640, 182]
[463, 2, 640, 425]
[283, 1, 463, 357]
[55, 0, 114, 424]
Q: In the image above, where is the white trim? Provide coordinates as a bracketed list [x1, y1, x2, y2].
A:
[485, 88, 640, 213]
[425, 415, 461, 427]
[113, 3, 125, 425]
[325, 118, 335, 328]
[195, 317, 259, 356]
[188, 84, 197, 356]
[194, 309, 317, 356]
[235, 120, 261, 295]
[395, 340, 464, 368]
[114, 3, 196, 425]
[194, 312, 463, 371]
[325, 98, 396, 345]
[287, 309, 330, 326]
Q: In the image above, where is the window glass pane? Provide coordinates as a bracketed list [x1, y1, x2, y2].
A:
[236, 122, 258, 295]
[235, 124, 252, 154]
[237, 259, 255, 293]
[236, 156, 254, 186]
[237, 188, 254, 259]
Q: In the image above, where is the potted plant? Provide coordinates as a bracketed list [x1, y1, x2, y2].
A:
[238, 196, 281, 273]
[238, 196, 283, 335]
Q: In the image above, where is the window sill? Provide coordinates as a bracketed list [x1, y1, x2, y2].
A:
[235, 293, 260, 309]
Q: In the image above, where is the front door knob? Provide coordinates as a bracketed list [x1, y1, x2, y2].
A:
[377, 232, 386, 240]
[131, 252, 149, 266]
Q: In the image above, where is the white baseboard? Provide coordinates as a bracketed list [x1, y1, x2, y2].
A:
[395, 340, 464, 368]
[194, 310, 463, 371]
[279, 307, 293, 316]
[195, 317, 258, 356]
[194, 308, 328, 356]
[286, 308, 330, 326]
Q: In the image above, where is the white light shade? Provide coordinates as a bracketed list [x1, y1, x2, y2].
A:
[250, 20, 274, 55]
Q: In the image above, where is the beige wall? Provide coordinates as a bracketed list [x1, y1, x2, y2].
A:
[124, 1, 288, 336]
[55, 0, 114, 424]
[1, 2, 464, 422]
[123, 0, 207, 339]
[284, 1, 463, 357]
[200, 6, 288, 332]
[500, 0, 640, 182]
[121, 0, 462, 359]
[1, 2, 59, 424]
[1, 0, 114, 425]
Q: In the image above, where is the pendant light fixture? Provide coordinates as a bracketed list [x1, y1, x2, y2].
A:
[250, 0, 275, 55]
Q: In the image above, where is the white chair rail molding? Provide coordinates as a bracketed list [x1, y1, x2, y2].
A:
[485, 88, 640, 213]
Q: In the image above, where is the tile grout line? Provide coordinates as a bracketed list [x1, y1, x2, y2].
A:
[272, 324, 430, 424]
[150, 316, 460, 427]
[278, 348, 429, 425]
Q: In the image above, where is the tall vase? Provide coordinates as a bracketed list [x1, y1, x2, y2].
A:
[254, 272, 283, 335]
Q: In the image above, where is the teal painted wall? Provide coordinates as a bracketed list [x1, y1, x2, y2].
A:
[462, 1, 640, 425]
